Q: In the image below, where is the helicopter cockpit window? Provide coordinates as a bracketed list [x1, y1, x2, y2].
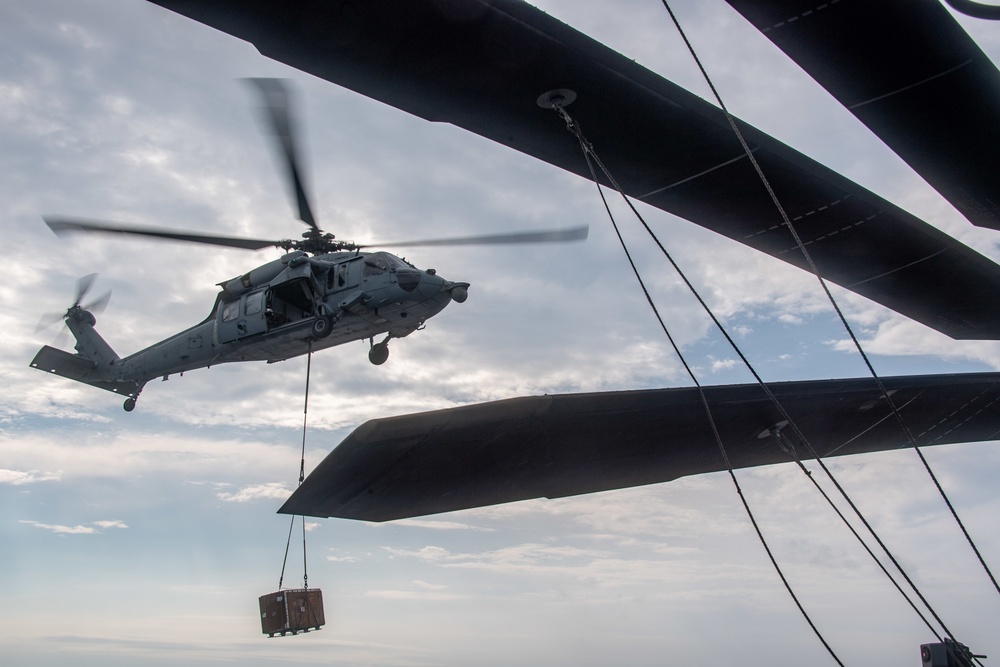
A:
[245, 290, 264, 316]
[384, 254, 413, 269]
[221, 298, 240, 323]
[363, 253, 390, 273]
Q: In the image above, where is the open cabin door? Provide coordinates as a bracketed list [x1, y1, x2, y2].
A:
[266, 277, 319, 327]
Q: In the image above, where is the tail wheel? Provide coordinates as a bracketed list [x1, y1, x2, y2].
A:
[123, 397, 137, 412]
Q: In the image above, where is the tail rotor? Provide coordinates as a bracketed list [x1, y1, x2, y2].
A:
[36, 274, 112, 342]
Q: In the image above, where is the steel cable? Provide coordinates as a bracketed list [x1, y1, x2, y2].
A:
[658, 0, 999, 603]
[557, 105, 845, 666]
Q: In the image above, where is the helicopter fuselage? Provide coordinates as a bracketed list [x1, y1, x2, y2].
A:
[31, 249, 468, 410]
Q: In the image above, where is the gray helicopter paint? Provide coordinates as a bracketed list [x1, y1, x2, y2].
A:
[30, 249, 467, 407]
[29, 75, 568, 409]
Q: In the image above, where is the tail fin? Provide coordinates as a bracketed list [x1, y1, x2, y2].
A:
[63, 307, 119, 365]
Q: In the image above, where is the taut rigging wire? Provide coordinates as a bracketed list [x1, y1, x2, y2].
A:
[558, 94, 963, 649]
[545, 2, 989, 661]
[658, 0, 1000, 601]
[649, 1, 974, 650]
[551, 97, 980, 663]
[552, 104, 845, 666]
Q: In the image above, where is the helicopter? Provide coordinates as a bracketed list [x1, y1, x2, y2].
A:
[30, 78, 587, 412]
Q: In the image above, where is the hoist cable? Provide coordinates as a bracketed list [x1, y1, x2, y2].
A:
[279, 343, 313, 590]
[659, 0, 999, 600]
[559, 106, 845, 667]
[300, 346, 312, 589]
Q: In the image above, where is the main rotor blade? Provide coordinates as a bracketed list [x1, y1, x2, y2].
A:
[44, 217, 279, 251]
[246, 78, 319, 231]
[364, 224, 589, 248]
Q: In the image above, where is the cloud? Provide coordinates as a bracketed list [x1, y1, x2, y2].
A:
[391, 519, 495, 532]
[829, 310, 1000, 369]
[20, 520, 96, 535]
[382, 542, 614, 570]
[363, 589, 466, 601]
[215, 482, 290, 503]
[363, 580, 465, 601]
[377, 540, 762, 594]
[0, 430, 310, 486]
[19, 519, 126, 534]
[708, 356, 738, 372]
[327, 554, 360, 563]
[0, 468, 62, 485]
[383, 545, 452, 562]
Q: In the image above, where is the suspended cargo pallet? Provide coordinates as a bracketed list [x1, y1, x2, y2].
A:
[259, 588, 325, 637]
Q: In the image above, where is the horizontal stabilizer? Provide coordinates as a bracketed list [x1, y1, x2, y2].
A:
[30, 346, 142, 397]
[281, 373, 1000, 521]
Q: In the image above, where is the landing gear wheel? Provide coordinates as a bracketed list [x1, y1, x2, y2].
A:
[311, 315, 333, 339]
[368, 343, 389, 366]
[123, 397, 136, 412]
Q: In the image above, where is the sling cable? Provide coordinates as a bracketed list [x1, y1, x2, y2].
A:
[259, 343, 326, 638]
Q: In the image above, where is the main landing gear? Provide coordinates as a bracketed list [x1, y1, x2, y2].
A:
[311, 315, 333, 338]
[123, 396, 137, 412]
[368, 335, 391, 365]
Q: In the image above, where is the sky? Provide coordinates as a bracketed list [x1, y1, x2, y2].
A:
[2, 1, 1000, 665]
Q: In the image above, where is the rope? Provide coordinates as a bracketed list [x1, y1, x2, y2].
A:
[278, 514, 295, 591]
[300, 346, 312, 589]
[278, 343, 313, 590]
[556, 104, 844, 667]
[658, 0, 1000, 601]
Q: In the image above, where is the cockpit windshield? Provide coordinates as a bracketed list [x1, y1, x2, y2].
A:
[363, 253, 390, 273]
[363, 252, 413, 273]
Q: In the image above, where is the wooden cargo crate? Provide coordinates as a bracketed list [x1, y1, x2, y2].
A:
[259, 588, 325, 637]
